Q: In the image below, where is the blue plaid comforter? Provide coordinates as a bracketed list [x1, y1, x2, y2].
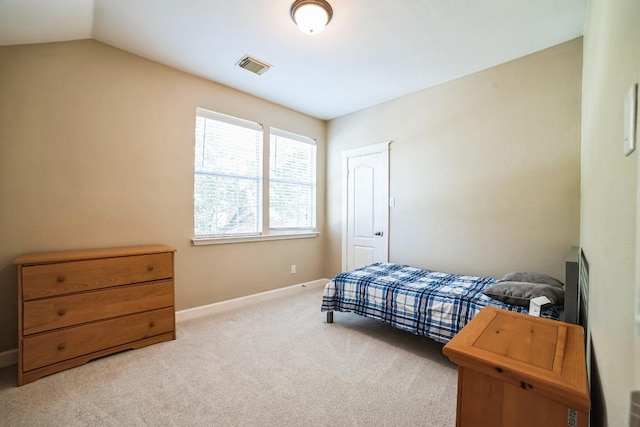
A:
[321, 262, 559, 344]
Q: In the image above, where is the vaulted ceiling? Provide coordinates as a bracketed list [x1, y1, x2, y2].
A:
[0, 0, 587, 120]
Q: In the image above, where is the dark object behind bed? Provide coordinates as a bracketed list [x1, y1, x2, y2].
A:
[564, 246, 601, 426]
[564, 246, 580, 324]
[564, 246, 590, 332]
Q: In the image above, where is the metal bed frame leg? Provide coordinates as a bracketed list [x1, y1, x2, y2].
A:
[327, 311, 333, 323]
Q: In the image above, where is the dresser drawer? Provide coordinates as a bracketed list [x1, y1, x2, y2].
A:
[23, 280, 174, 335]
[22, 253, 173, 300]
[22, 307, 174, 372]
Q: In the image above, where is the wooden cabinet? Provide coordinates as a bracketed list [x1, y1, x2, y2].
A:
[443, 307, 590, 427]
[15, 245, 176, 386]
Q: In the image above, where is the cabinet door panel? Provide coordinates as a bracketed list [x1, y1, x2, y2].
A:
[458, 368, 588, 427]
[503, 382, 587, 427]
[458, 368, 504, 427]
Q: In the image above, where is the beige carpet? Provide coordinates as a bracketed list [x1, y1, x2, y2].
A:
[0, 285, 457, 426]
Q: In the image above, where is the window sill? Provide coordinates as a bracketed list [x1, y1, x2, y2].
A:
[192, 232, 319, 246]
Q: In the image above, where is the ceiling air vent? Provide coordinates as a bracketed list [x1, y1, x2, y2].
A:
[236, 55, 272, 75]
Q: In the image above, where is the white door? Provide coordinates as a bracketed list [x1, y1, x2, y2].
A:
[342, 142, 390, 271]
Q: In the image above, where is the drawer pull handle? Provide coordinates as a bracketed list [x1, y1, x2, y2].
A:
[58, 308, 66, 316]
[147, 265, 154, 271]
[149, 321, 155, 327]
[56, 276, 65, 283]
[57, 343, 66, 351]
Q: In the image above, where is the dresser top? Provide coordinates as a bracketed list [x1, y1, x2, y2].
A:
[14, 245, 176, 266]
[443, 307, 590, 411]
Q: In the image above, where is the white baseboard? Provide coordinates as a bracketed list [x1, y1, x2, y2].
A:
[0, 348, 18, 368]
[176, 278, 329, 323]
[0, 279, 330, 368]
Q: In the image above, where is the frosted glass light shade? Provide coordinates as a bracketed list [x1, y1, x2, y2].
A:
[290, 0, 333, 35]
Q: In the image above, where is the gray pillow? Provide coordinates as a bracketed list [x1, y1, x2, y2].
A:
[501, 272, 563, 288]
[483, 281, 565, 307]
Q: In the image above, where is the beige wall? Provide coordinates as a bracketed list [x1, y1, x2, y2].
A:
[326, 39, 582, 282]
[0, 40, 326, 353]
[581, 0, 640, 425]
[5, 23, 630, 422]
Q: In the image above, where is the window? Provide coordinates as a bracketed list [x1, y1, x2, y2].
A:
[269, 128, 317, 232]
[194, 108, 263, 237]
[193, 109, 317, 243]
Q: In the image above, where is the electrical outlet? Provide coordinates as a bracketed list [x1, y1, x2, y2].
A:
[291, 265, 296, 274]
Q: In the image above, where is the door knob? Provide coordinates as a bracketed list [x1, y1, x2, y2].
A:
[374, 231, 383, 236]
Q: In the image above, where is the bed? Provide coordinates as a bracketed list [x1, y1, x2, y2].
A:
[321, 262, 562, 344]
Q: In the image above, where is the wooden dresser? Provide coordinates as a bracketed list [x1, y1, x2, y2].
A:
[14, 245, 176, 386]
[443, 307, 590, 427]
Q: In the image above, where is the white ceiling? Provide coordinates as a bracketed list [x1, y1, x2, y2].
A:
[0, 0, 587, 120]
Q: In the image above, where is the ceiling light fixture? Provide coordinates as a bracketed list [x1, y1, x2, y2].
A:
[290, 0, 333, 35]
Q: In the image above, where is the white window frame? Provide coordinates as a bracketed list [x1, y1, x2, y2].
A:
[192, 109, 319, 246]
[269, 127, 317, 234]
[193, 108, 263, 240]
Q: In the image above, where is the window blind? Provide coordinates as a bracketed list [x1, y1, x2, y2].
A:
[194, 109, 263, 237]
[269, 128, 316, 231]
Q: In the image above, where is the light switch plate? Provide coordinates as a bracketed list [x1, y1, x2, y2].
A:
[624, 83, 638, 156]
